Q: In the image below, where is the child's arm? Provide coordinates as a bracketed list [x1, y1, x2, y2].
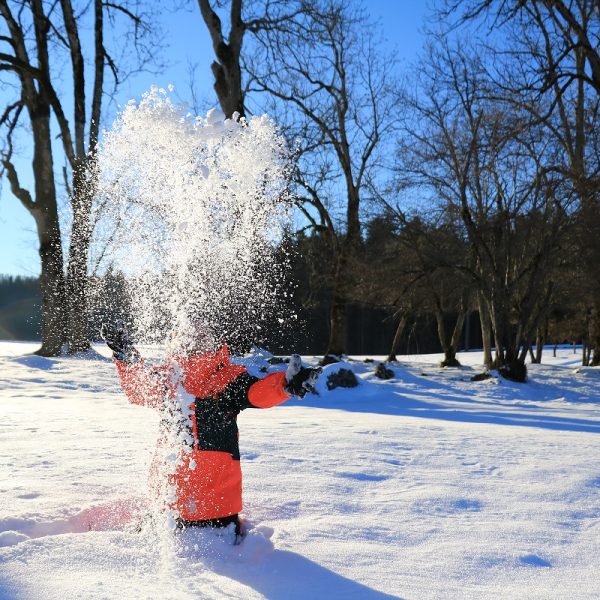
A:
[247, 371, 291, 408]
[114, 358, 169, 408]
[101, 321, 169, 408]
[234, 355, 322, 410]
[214, 370, 291, 411]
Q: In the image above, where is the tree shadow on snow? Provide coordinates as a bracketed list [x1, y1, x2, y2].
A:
[287, 369, 600, 434]
[211, 548, 403, 600]
[0, 580, 28, 600]
[10, 354, 57, 370]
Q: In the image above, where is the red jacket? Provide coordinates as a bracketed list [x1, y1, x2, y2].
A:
[115, 345, 290, 520]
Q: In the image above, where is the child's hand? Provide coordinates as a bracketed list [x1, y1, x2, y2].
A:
[285, 354, 322, 398]
[100, 321, 138, 363]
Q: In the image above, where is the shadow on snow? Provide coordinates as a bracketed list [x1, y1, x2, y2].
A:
[285, 366, 600, 434]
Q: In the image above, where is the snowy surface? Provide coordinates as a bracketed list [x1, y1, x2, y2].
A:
[1, 341, 600, 599]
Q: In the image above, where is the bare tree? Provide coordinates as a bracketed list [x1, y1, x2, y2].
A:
[361, 204, 474, 366]
[244, 0, 398, 360]
[198, 0, 246, 117]
[397, 41, 573, 374]
[442, 0, 600, 365]
[197, 0, 304, 118]
[1, 0, 67, 355]
[0, 0, 155, 355]
[400, 220, 472, 368]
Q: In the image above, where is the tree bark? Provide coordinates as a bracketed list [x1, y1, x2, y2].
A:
[387, 312, 408, 362]
[37, 225, 65, 356]
[0, 0, 66, 355]
[30, 106, 65, 356]
[323, 252, 348, 360]
[65, 164, 94, 352]
[590, 303, 600, 366]
[198, 0, 245, 118]
[534, 328, 545, 364]
[445, 308, 466, 367]
[478, 293, 493, 369]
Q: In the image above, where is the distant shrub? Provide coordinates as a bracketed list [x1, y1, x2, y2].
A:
[321, 354, 341, 366]
[499, 360, 528, 383]
[326, 368, 358, 390]
[374, 363, 394, 379]
[471, 371, 492, 382]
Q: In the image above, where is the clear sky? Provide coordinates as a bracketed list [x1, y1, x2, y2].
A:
[0, 0, 430, 277]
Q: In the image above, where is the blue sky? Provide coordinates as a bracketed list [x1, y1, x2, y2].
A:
[0, 0, 430, 277]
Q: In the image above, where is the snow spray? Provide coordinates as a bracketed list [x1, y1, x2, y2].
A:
[94, 85, 293, 351]
[92, 87, 293, 550]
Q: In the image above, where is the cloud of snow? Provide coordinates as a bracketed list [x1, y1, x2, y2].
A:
[94, 86, 292, 350]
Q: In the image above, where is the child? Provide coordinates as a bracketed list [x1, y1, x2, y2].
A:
[101, 322, 320, 537]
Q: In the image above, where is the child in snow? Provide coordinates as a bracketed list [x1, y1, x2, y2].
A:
[101, 322, 320, 537]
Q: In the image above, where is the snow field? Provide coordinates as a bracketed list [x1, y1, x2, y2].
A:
[1, 342, 600, 599]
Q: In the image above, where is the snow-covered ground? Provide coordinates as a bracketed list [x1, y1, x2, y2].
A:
[1, 341, 599, 599]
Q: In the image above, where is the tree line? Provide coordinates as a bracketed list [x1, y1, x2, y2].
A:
[1, 0, 599, 371]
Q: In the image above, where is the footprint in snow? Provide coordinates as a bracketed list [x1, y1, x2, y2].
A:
[413, 497, 483, 515]
[0, 531, 30, 547]
[337, 472, 389, 482]
[462, 462, 502, 477]
[519, 554, 552, 568]
[176, 521, 275, 565]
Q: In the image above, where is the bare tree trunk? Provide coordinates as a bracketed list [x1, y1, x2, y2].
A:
[0, 1, 66, 355]
[37, 227, 65, 356]
[436, 308, 463, 367]
[434, 309, 449, 359]
[446, 308, 466, 367]
[32, 112, 65, 355]
[387, 312, 408, 362]
[324, 253, 348, 360]
[325, 292, 347, 359]
[519, 338, 532, 363]
[65, 166, 93, 352]
[590, 304, 600, 366]
[534, 329, 545, 364]
[478, 294, 493, 369]
[198, 0, 245, 118]
[488, 304, 504, 367]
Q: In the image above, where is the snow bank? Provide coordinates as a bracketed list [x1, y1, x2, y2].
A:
[1, 343, 600, 599]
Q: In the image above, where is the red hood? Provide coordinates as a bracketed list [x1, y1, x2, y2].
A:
[177, 344, 246, 398]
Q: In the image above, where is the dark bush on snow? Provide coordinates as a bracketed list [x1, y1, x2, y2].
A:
[499, 360, 528, 383]
[374, 363, 394, 379]
[321, 354, 341, 366]
[471, 371, 492, 382]
[326, 368, 358, 390]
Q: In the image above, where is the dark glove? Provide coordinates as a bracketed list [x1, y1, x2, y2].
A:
[100, 321, 138, 363]
[284, 354, 322, 398]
